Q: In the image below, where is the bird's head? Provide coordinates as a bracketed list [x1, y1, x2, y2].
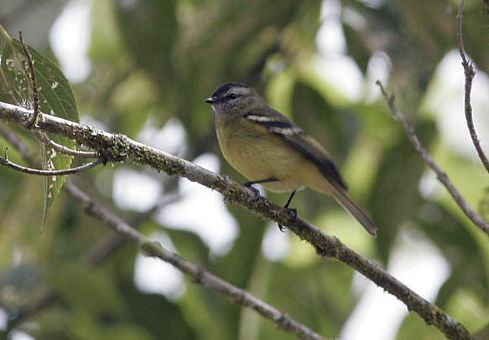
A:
[205, 82, 265, 117]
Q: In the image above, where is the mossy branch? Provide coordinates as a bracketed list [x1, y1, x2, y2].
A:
[0, 101, 474, 339]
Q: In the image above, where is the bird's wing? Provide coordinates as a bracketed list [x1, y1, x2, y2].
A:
[244, 110, 347, 190]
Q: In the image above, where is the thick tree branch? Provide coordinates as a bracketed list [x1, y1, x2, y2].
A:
[376, 81, 489, 238]
[0, 101, 474, 339]
[0, 125, 323, 340]
[456, 0, 489, 173]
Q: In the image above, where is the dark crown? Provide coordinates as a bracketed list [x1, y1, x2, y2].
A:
[210, 82, 250, 98]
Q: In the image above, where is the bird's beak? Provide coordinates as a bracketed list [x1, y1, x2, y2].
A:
[205, 97, 217, 104]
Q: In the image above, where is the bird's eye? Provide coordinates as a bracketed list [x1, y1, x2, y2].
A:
[228, 93, 238, 100]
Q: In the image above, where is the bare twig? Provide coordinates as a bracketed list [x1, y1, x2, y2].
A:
[18, 32, 40, 129]
[377, 81, 489, 237]
[84, 193, 180, 265]
[0, 101, 474, 339]
[65, 183, 324, 340]
[456, 0, 489, 173]
[0, 150, 102, 176]
[36, 132, 98, 158]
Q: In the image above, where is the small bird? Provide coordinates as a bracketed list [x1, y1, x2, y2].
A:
[205, 82, 377, 237]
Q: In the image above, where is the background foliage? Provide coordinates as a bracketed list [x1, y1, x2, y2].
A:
[1, 0, 489, 339]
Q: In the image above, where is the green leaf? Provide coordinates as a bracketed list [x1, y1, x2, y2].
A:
[0, 25, 79, 223]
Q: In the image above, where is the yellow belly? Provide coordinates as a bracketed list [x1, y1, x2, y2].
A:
[215, 116, 332, 194]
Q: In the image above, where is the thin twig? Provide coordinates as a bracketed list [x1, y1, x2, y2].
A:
[456, 0, 489, 173]
[84, 193, 180, 264]
[376, 81, 489, 237]
[18, 32, 40, 129]
[65, 183, 324, 340]
[0, 150, 102, 175]
[0, 102, 474, 339]
[36, 132, 98, 158]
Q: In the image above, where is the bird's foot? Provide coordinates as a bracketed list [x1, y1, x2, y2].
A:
[286, 207, 297, 220]
[242, 181, 261, 201]
[277, 208, 297, 232]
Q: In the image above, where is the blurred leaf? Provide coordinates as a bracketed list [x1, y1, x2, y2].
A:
[109, 71, 159, 136]
[369, 121, 436, 262]
[263, 260, 356, 338]
[463, 2, 489, 71]
[479, 188, 489, 222]
[399, 0, 454, 61]
[0, 264, 41, 311]
[179, 282, 231, 340]
[292, 81, 355, 163]
[419, 203, 487, 306]
[238, 255, 274, 340]
[74, 323, 153, 340]
[118, 278, 197, 340]
[89, 0, 127, 65]
[164, 227, 212, 264]
[397, 312, 444, 340]
[68, 311, 153, 340]
[445, 288, 489, 333]
[428, 141, 489, 297]
[0, 138, 27, 228]
[48, 263, 126, 318]
[475, 322, 489, 340]
[215, 207, 265, 288]
[343, 23, 371, 74]
[291, 81, 358, 215]
[342, 0, 452, 103]
[115, 0, 177, 88]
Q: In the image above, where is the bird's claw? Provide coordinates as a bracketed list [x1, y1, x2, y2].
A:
[243, 182, 261, 201]
[276, 208, 297, 232]
[286, 207, 297, 220]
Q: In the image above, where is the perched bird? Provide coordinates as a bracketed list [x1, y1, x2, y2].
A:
[205, 82, 377, 237]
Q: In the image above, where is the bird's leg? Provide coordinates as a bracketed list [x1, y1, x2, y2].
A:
[278, 191, 297, 232]
[242, 177, 278, 200]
